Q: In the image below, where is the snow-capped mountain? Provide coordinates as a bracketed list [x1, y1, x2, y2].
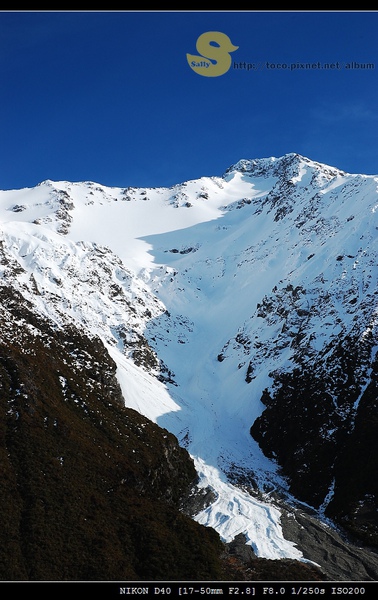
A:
[1, 153, 378, 578]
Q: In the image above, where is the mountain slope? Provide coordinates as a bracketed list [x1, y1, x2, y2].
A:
[0, 283, 226, 580]
[1, 153, 378, 579]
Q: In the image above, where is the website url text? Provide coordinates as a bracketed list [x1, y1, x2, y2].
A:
[233, 60, 375, 71]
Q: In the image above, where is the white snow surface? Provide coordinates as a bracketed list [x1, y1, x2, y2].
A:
[1, 153, 378, 561]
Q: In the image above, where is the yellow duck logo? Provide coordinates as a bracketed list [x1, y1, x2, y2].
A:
[187, 31, 239, 77]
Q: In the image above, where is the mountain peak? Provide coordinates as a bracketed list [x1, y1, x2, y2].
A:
[223, 152, 347, 182]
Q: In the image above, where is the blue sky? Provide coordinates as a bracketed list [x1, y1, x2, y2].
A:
[1, 10, 377, 190]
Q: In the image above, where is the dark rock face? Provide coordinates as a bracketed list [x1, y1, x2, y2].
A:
[0, 285, 224, 581]
[327, 359, 378, 545]
[251, 332, 378, 548]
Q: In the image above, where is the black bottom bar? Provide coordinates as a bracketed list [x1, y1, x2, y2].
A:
[0, 580, 376, 598]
